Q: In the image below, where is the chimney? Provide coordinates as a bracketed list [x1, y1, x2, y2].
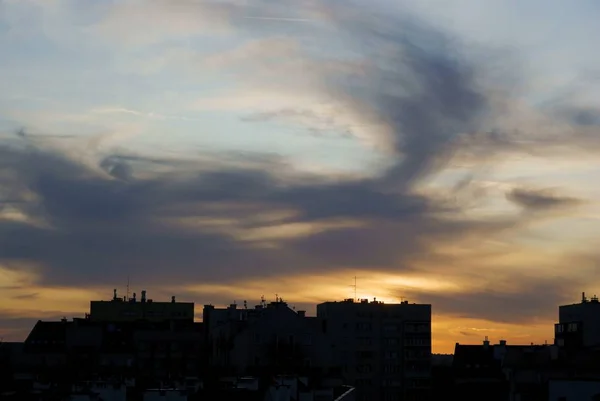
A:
[297, 310, 306, 318]
[132, 293, 137, 303]
[499, 340, 506, 346]
[141, 290, 147, 303]
[171, 296, 176, 303]
[113, 289, 118, 301]
[483, 336, 490, 348]
[583, 292, 587, 303]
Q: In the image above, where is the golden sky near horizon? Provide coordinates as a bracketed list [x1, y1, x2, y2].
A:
[0, 266, 565, 353]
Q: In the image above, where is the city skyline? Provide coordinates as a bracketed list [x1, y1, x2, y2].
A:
[2, 0, 600, 354]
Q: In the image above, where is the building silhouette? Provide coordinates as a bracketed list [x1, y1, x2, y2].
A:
[0, 291, 358, 401]
[202, 298, 337, 376]
[555, 292, 600, 349]
[449, 293, 600, 401]
[89, 289, 194, 323]
[317, 298, 431, 401]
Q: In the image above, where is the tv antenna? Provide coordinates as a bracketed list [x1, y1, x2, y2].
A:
[350, 276, 359, 301]
[126, 276, 130, 301]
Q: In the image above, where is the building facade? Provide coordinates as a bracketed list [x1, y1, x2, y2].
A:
[555, 292, 600, 350]
[203, 299, 337, 377]
[317, 298, 431, 401]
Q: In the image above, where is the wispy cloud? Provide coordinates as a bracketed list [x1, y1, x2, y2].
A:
[90, 107, 199, 121]
[507, 187, 583, 212]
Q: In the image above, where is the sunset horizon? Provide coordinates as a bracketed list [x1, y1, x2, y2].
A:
[2, 0, 600, 357]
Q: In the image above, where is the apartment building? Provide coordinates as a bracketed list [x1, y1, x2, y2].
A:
[555, 292, 600, 349]
[317, 298, 431, 401]
[203, 299, 337, 376]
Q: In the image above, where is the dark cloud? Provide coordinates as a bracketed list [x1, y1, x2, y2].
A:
[310, 11, 488, 189]
[12, 293, 39, 300]
[406, 276, 584, 324]
[506, 187, 582, 211]
[14, 127, 75, 140]
[0, 311, 75, 341]
[0, 140, 517, 287]
[568, 108, 600, 127]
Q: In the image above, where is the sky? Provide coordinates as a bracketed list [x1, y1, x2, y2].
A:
[1, 0, 600, 353]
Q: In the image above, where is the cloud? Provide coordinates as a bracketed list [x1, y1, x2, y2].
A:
[0, 137, 521, 288]
[4, 0, 600, 349]
[86, 0, 237, 46]
[0, 311, 73, 341]
[194, 6, 494, 184]
[12, 293, 39, 300]
[406, 275, 585, 324]
[506, 187, 582, 211]
[0, 2, 519, 285]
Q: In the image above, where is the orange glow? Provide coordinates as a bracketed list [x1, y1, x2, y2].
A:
[0, 267, 566, 353]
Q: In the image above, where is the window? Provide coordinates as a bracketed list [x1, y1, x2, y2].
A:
[385, 351, 399, 360]
[356, 364, 372, 373]
[405, 338, 429, 346]
[358, 337, 372, 346]
[384, 338, 399, 346]
[384, 393, 400, 401]
[356, 322, 372, 331]
[357, 351, 374, 359]
[417, 324, 430, 333]
[384, 364, 400, 373]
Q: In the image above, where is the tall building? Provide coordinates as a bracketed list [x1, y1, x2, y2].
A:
[317, 298, 431, 401]
[555, 292, 600, 349]
[89, 289, 194, 323]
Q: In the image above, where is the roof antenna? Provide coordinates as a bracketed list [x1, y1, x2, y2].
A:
[349, 276, 358, 301]
[126, 276, 130, 301]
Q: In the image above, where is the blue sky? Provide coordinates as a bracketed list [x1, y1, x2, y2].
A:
[1, 0, 600, 352]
